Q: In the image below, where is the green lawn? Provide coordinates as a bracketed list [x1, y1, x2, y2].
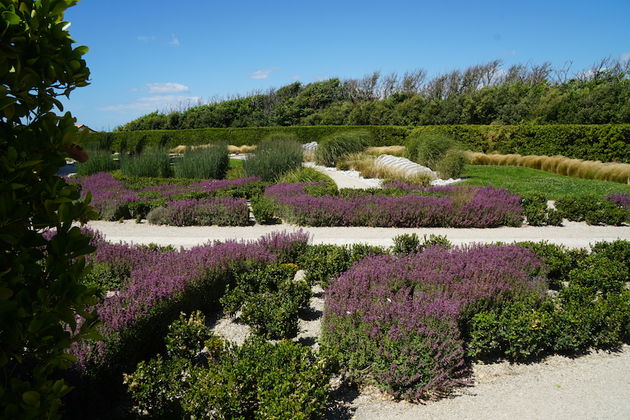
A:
[461, 165, 630, 200]
[226, 158, 245, 179]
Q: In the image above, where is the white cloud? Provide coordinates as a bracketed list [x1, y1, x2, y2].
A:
[168, 34, 180, 46]
[250, 67, 280, 79]
[100, 95, 201, 112]
[137, 35, 156, 42]
[146, 82, 190, 94]
[291, 75, 301, 80]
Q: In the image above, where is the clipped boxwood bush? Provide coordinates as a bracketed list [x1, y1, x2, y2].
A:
[124, 312, 330, 419]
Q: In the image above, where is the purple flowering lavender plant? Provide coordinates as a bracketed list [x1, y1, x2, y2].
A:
[322, 244, 545, 400]
[147, 198, 250, 226]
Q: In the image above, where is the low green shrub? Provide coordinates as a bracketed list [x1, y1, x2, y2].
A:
[80, 262, 126, 296]
[120, 147, 172, 178]
[556, 194, 629, 225]
[391, 233, 452, 254]
[220, 264, 310, 339]
[296, 243, 384, 287]
[251, 195, 278, 224]
[243, 136, 303, 181]
[467, 247, 630, 362]
[124, 313, 330, 419]
[590, 240, 630, 273]
[75, 149, 118, 176]
[315, 130, 371, 167]
[173, 144, 229, 179]
[517, 241, 586, 289]
[521, 193, 563, 226]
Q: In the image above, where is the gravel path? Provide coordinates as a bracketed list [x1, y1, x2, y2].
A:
[337, 346, 630, 420]
[86, 220, 630, 249]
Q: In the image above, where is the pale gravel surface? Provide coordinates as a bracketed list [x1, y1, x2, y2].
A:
[336, 346, 630, 420]
[86, 220, 630, 249]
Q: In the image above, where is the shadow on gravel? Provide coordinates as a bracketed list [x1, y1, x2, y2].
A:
[326, 383, 359, 420]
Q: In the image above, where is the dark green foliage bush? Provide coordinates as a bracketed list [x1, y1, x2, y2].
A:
[521, 193, 563, 226]
[0, 2, 98, 417]
[296, 244, 384, 287]
[467, 296, 556, 362]
[220, 264, 310, 339]
[590, 240, 630, 273]
[315, 130, 371, 166]
[392, 233, 452, 254]
[436, 148, 466, 178]
[556, 195, 628, 225]
[125, 314, 329, 419]
[251, 195, 277, 224]
[173, 144, 229, 179]
[80, 263, 126, 296]
[517, 241, 586, 289]
[467, 245, 630, 362]
[243, 137, 303, 181]
[120, 147, 172, 178]
[584, 201, 627, 226]
[75, 149, 117, 176]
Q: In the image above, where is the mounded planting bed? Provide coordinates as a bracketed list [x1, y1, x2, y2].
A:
[61, 227, 630, 418]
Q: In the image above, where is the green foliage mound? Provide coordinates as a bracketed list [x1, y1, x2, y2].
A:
[315, 130, 371, 167]
[124, 312, 330, 419]
[243, 136, 303, 181]
[173, 144, 229, 179]
[0, 1, 99, 418]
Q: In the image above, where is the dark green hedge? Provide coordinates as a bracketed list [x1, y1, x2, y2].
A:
[86, 124, 630, 162]
[410, 124, 630, 162]
[86, 125, 410, 152]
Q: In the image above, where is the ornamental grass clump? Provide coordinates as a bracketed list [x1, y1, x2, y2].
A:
[75, 148, 117, 176]
[315, 130, 371, 167]
[243, 136, 303, 181]
[147, 198, 250, 226]
[121, 147, 172, 178]
[173, 144, 229, 179]
[322, 245, 545, 400]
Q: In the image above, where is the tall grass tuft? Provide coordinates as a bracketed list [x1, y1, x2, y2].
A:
[468, 152, 630, 184]
[315, 130, 371, 167]
[405, 132, 461, 170]
[243, 136, 303, 181]
[365, 145, 406, 157]
[278, 167, 337, 188]
[121, 147, 172, 178]
[338, 153, 432, 186]
[75, 148, 118, 176]
[174, 144, 229, 179]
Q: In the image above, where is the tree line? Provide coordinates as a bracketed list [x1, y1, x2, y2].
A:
[118, 58, 630, 131]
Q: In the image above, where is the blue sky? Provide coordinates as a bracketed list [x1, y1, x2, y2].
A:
[61, 0, 630, 131]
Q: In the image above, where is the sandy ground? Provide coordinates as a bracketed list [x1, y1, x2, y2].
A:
[335, 346, 630, 420]
[87, 220, 630, 249]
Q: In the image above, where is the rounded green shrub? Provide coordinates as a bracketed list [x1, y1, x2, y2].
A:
[436, 148, 466, 178]
[315, 130, 371, 167]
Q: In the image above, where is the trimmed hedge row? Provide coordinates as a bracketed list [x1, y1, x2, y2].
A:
[87, 124, 630, 162]
[87, 125, 409, 152]
[410, 124, 630, 162]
